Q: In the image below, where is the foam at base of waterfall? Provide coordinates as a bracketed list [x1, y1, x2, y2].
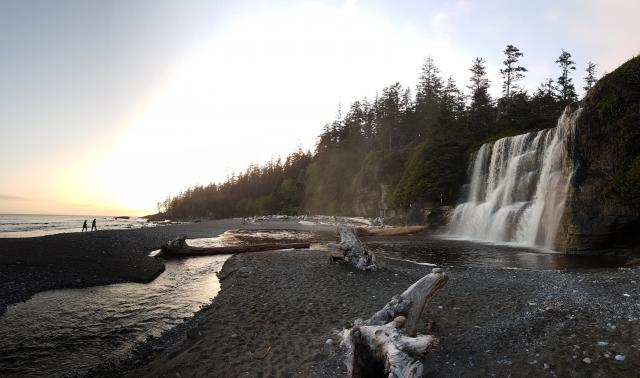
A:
[448, 108, 581, 250]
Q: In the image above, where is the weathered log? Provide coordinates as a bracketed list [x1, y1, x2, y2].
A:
[346, 317, 438, 378]
[366, 268, 447, 336]
[327, 243, 347, 262]
[366, 225, 427, 237]
[160, 235, 310, 257]
[343, 268, 447, 377]
[334, 226, 377, 271]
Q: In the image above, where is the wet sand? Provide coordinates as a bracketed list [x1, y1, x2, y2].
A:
[0, 218, 328, 315]
[3, 220, 640, 376]
[122, 250, 640, 377]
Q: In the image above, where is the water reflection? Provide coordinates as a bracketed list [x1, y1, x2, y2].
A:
[0, 229, 626, 377]
[368, 234, 627, 270]
[0, 254, 228, 377]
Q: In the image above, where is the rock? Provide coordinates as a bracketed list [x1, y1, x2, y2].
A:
[615, 354, 625, 362]
[582, 357, 591, 364]
[432, 267, 443, 273]
[323, 339, 334, 354]
[557, 56, 640, 252]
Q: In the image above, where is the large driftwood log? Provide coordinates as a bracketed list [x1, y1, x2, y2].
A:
[366, 267, 448, 336]
[366, 225, 427, 237]
[343, 268, 447, 377]
[160, 235, 310, 257]
[329, 226, 377, 271]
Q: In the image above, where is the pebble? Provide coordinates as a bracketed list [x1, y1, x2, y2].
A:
[615, 354, 625, 362]
[623, 293, 631, 297]
[597, 341, 608, 346]
[543, 363, 549, 369]
[582, 357, 591, 364]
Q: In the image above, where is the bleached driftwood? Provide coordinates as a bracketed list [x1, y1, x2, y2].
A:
[160, 235, 310, 257]
[328, 226, 377, 271]
[343, 268, 448, 377]
[366, 225, 427, 237]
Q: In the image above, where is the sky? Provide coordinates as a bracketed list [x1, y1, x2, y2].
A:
[0, 0, 638, 216]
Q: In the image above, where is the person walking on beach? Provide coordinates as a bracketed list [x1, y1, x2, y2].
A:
[82, 220, 88, 232]
[91, 219, 97, 231]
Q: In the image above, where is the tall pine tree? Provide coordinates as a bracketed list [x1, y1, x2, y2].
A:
[556, 49, 577, 104]
[415, 56, 444, 136]
[584, 61, 598, 92]
[467, 57, 494, 138]
[499, 45, 527, 115]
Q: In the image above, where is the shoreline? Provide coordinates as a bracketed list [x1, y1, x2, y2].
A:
[0, 218, 331, 315]
[118, 250, 640, 377]
[2, 219, 640, 376]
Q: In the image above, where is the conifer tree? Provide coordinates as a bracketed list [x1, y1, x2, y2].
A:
[500, 45, 527, 103]
[467, 57, 493, 137]
[584, 61, 597, 92]
[468, 57, 491, 109]
[441, 77, 463, 121]
[416, 56, 444, 106]
[556, 49, 577, 103]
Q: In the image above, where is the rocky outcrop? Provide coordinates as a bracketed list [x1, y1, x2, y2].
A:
[558, 56, 640, 252]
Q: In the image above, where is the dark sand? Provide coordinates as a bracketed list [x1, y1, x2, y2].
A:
[0, 218, 327, 315]
[3, 220, 640, 376]
[121, 250, 640, 377]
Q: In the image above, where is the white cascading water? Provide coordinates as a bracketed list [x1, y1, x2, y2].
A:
[448, 108, 580, 249]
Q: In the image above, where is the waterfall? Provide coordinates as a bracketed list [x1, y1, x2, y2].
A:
[448, 108, 580, 249]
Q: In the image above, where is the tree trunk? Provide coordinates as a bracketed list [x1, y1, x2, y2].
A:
[333, 226, 378, 271]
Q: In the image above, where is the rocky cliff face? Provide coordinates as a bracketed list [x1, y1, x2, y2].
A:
[558, 56, 640, 252]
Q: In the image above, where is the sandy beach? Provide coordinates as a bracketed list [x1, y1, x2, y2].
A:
[2, 220, 640, 377]
[0, 218, 330, 316]
[119, 248, 639, 377]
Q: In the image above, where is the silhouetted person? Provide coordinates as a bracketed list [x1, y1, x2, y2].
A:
[82, 220, 88, 232]
[91, 219, 97, 231]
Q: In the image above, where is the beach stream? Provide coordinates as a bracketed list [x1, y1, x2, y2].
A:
[0, 228, 627, 377]
[0, 251, 226, 377]
[0, 230, 316, 377]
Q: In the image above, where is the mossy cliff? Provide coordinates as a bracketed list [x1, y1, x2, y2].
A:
[559, 56, 640, 252]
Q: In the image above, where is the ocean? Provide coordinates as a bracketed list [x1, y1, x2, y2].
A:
[0, 214, 156, 238]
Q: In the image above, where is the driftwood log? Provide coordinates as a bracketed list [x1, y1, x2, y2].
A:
[328, 226, 377, 271]
[365, 225, 427, 237]
[343, 268, 448, 377]
[159, 235, 310, 257]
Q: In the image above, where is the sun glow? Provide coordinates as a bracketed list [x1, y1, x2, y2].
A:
[67, 1, 471, 214]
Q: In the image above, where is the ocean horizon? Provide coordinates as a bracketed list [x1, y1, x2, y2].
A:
[0, 214, 155, 238]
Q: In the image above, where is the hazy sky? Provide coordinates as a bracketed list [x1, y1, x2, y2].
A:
[0, 0, 638, 215]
